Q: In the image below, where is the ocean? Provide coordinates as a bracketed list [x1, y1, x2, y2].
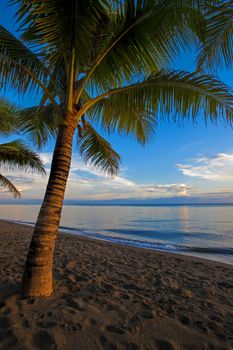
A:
[0, 204, 233, 265]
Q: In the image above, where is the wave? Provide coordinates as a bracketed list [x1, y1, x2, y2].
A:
[15, 220, 233, 257]
[100, 237, 233, 255]
[59, 226, 233, 256]
[104, 228, 217, 240]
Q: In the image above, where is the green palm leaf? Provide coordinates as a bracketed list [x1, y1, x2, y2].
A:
[0, 140, 45, 174]
[20, 105, 62, 148]
[12, 0, 109, 70]
[0, 97, 20, 135]
[0, 25, 50, 95]
[0, 97, 46, 197]
[197, 1, 233, 70]
[77, 0, 203, 97]
[11, 0, 206, 99]
[82, 69, 233, 144]
[78, 123, 120, 176]
[0, 173, 21, 198]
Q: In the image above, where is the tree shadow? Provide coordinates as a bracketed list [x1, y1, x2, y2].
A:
[0, 281, 21, 306]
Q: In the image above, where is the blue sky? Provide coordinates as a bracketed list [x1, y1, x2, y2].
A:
[1, 1, 233, 204]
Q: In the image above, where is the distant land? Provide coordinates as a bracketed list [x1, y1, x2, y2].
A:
[1, 196, 233, 206]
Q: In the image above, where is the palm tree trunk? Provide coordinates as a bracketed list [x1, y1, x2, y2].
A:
[22, 117, 76, 297]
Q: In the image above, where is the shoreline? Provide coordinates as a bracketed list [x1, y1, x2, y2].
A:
[5, 218, 233, 267]
[0, 219, 233, 349]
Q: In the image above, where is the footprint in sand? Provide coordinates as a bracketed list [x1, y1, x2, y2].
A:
[67, 298, 86, 312]
[36, 321, 57, 329]
[154, 339, 180, 350]
[99, 335, 118, 350]
[120, 292, 131, 300]
[0, 316, 18, 349]
[217, 281, 233, 289]
[60, 322, 83, 331]
[122, 343, 139, 350]
[33, 331, 57, 350]
[178, 314, 190, 326]
[88, 318, 97, 326]
[106, 325, 125, 335]
[138, 308, 154, 320]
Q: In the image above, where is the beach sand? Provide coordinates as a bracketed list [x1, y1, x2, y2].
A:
[0, 219, 232, 350]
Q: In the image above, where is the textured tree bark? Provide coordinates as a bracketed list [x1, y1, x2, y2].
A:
[22, 116, 76, 297]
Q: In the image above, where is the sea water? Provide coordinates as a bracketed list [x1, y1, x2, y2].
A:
[0, 204, 233, 265]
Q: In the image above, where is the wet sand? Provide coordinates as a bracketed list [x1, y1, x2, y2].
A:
[0, 219, 232, 350]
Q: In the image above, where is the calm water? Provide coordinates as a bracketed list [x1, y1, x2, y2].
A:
[0, 204, 233, 265]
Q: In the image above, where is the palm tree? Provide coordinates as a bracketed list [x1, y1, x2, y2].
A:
[0, 98, 45, 197]
[1, 0, 233, 297]
[197, 0, 233, 71]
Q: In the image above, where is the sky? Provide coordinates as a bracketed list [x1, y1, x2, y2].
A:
[1, 2, 233, 204]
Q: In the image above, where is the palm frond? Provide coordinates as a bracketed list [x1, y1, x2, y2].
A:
[20, 105, 62, 148]
[82, 69, 233, 143]
[0, 140, 45, 174]
[0, 173, 21, 198]
[78, 123, 120, 176]
[0, 25, 50, 95]
[197, 1, 233, 70]
[78, 0, 203, 97]
[0, 97, 20, 135]
[12, 0, 109, 72]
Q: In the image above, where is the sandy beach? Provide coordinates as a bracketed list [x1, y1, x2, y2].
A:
[0, 219, 232, 350]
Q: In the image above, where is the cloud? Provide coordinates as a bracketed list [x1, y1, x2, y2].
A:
[145, 184, 191, 196]
[3, 150, 233, 203]
[0, 172, 44, 195]
[64, 154, 192, 199]
[4, 151, 233, 202]
[177, 153, 233, 181]
[6, 176, 35, 184]
[0, 152, 192, 200]
[40, 153, 53, 166]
